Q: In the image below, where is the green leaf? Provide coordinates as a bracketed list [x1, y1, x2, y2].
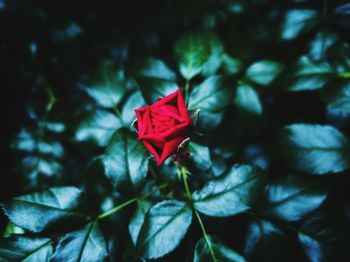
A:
[2, 187, 86, 233]
[279, 124, 350, 174]
[133, 58, 178, 104]
[222, 54, 242, 75]
[244, 220, 296, 261]
[201, 33, 225, 76]
[245, 60, 283, 86]
[189, 142, 212, 172]
[195, 111, 224, 132]
[129, 200, 152, 245]
[188, 76, 233, 112]
[328, 43, 350, 74]
[189, 108, 201, 126]
[298, 211, 350, 262]
[0, 236, 52, 262]
[174, 32, 211, 80]
[322, 82, 350, 113]
[281, 9, 318, 40]
[194, 235, 246, 262]
[136, 200, 192, 259]
[101, 129, 149, 194]
[309, 32, 337, 61]
[75, 109, 122, 147]
[121, 90, 146, 126]
[192, 164, 266, 217]
[3, 221, 25, 237]
[85, 61, 126, 108]
[261, 175, 327, 222]
[53, 222, 109, 262]
[11, 128, 64, 187]
[234, 84, 263, 115]
[287, 56, 334, 91]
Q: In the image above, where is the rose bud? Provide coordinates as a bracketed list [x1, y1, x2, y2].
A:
[134, 89, 192, 166]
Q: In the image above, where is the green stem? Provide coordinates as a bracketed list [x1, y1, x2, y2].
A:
[114, 107, 123, 119]
[339, 72, 350, 79]
[97, 183, 168, 220]
[32, 85, 57, 184]
[149, 165, 158, 182]
[181, 167, 192, 201]
[184, 80, 190, 106]
[97, 197, 138, 220]
[180, 167, 217, 262]
[194, 208, 218, 262]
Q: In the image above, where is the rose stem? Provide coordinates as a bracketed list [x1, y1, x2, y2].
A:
[97, 183, 169, 220]
[180, 166, 218, 262]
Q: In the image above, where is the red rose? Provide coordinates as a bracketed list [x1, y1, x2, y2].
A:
[135, 89, 192, 166]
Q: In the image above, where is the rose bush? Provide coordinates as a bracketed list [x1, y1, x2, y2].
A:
[2, 1, 350, 261]
[135, 89, 192, 165]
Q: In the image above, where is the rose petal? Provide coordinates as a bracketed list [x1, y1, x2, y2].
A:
[159, 104, 183, 122]
[151, 89, 179, 108]
[160, 122, 191, 139]
[139, 134, 167, 149]
[158, 137, 187, 165]
[176, 89, 192, 124]
[135, 106, 149, 134]
[142, 140, 161, 164]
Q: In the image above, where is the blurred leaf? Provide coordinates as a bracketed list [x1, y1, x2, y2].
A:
[174, 32, 211, 80]
[327, 43, 350, 73]
[53, 222, 109, 262]
[201, 33, 225, 76]
[309, 32, 337, 61]
[244, 220, 296, 262]
[1, 187, 86, 233]
[0, 236, 52, 262]
[189, 142, 212, 172]
[234, 84, 263, 115]
[11, 127, 64, 187]
[85, 61, 126, 108]
[281, 9, 318, 40]
[101, 129, 149, 194]
[129, 200, 152, 245]
[298, 211, 350, 262]
[322, 81, 350, 113]
[189, 108, 201, 126]
[192, 164, 265, 217]
[45, 122, 66, 133]
[195, 111, 225, 132]
[194, 235, 246, 262]
[334, 3, 350, 27]
[136, 200, 192, 259]
[133, 58, 178, 104]
[3, 222, 25, 237]
[222, 54, 242, 75]
[188, 76, 233, 112]
[245, 60, 283, 86]
[261, 175, 327, 222]
[75, 109, 122, 147]
[279, 124, 350, 174]
[121, 90, 146, 126]
[287, 56, 334, 91]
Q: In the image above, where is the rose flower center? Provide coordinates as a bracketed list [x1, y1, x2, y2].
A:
[149, 105, 181, 134]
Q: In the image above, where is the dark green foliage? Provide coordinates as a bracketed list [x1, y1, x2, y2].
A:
[192, 165, 266, 217]
[0, 236, 53, 261]
[135, 200, 192, 259]
[194, 235, 246, 262]
[53, 222, 109, 262]
[2, 187, 86, 233]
